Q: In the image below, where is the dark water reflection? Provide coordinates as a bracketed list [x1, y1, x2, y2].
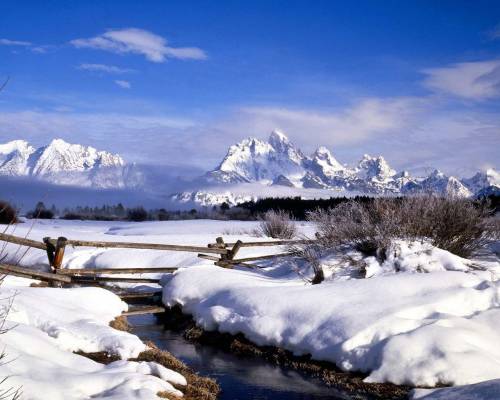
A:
[129, 315, 376, 400]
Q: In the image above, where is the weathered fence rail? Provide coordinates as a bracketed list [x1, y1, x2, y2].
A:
[45, 237, 228, 254]
[0, 263, 72, 283]
[0, 231, 314, 314]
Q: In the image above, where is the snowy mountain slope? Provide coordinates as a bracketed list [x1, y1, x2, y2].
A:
[0, 140, 35, 176]
[402, 170, 472, 198]
[0, 138, 140, 188]
[462, 168, 500, 195]
[174, 130, 497, 206]
[206, 130, 306, 185]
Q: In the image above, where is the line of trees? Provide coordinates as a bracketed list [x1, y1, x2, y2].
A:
[1, 194, 498, 225]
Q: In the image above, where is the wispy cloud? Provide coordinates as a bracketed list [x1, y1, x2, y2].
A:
[211, 97, 499, 176]
[0, 38, 32, 46]
[30, 45, 56, 54]
[70, 28, 207, 62]
[78, 63, 135, 74]
[114, 80, 131, 89]
[422, 59, 500, 100]
[220, 97, 424, 146]
[0, 39, 55, 54]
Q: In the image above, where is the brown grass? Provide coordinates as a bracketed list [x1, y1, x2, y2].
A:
[162, 307, 409, 400]
[109, 315, 131, 332]
[77, 316, 219, 400]
[133, 341, 219, 400]
[258, 210, 297, 239]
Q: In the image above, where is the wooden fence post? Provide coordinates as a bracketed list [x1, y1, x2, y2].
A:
[214, 236, 231, 268]
[43, 236, 67, 287]
[227, 240, 243, 261]
[43, 237, 55, 270]
[53, 237, 67, 272]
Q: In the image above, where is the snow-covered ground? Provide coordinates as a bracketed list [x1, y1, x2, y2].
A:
[1, 218, 500, 398]
[0, 276, 186, 399]
[1, 218, 309, 275]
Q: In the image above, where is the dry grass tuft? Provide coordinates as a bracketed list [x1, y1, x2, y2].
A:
[109, 315, 131, 332]
[258, 209, 297, 239]
[133, 341, 220, 400]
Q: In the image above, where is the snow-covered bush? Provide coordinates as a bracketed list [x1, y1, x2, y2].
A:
[0, 201, 17, 225]
[258, 210, 297, 239]
[308, 195, 496, 259]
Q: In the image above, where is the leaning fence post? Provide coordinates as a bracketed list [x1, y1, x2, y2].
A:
[214, 236, 231, 268]
[43, 236, 67, 287]
[53, 237, 67, 272]
[227, 240, 243, 261]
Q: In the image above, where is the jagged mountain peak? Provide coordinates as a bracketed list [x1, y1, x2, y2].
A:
[357, 153, 396, 182]
[0, 139, 34, 154]
[0, 138, 133, 188]
[207, 130, 305, 185]
[309, 146, 347, 180]
[462, 167, 499, 194]
[269, 129, 289, 144]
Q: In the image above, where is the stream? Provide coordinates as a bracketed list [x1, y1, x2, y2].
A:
[129, 314, 379, 400]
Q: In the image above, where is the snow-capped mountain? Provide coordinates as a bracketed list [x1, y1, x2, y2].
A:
[0, 138, 140, 188]
[206, 131, 412, 194]
[462, 169, 500, 196]
[1, 134, 497, 208]
[176, 130, 498, 206]
[402, 169, 472, 198]
[206, 130, 306, 185]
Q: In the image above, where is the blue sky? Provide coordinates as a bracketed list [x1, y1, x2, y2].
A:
[1, 0, 499, 176]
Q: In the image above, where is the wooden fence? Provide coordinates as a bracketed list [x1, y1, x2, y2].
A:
[0, 232, 312, 314]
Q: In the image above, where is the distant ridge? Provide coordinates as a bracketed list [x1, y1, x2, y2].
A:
[173, 130, 499, 206]
[0, 138, 141, 188]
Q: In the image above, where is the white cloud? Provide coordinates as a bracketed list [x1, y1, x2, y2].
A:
[422, 60, 500, 100]
[78, 63, 135, 74]
[70, 28, 207, 62]
[0, 38, 32, 46]
[219, 97, 424, 147]
[0, 39, 55, 54]
[114, 80, 131, 89]
[210, 97, 499, 176]
[30, 45, 56, 54]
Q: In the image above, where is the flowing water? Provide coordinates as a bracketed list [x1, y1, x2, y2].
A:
[129, 315, 377, 400]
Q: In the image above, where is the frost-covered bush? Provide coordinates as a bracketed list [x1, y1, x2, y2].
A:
[258, 210, 297, 239]
[308, 195, 496, 259]
[0, 201, 18, 224]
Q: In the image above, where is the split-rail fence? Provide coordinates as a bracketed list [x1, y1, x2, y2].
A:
[0, 232, 313, 315]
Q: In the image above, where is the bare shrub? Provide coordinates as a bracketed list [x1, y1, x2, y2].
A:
[308, 195, 496, 259]
[0, 201, 18, 225]
[258, 210, 297, 239]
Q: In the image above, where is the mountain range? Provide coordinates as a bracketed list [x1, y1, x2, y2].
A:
[0, 134, 498, 207]
[176, 130, 499, 205]
[0, 139, 141, 189]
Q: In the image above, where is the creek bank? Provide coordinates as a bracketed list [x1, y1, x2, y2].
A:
[78, 315, 220, 400]
[157, 306, 411, 400]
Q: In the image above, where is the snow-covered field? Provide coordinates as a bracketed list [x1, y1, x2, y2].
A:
[0, 275, 186, 399]
[1, 218, 500, 398]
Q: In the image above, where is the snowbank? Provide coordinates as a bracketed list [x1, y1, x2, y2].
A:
[163, 263, 500, 387]
[0, 277, 186, 399]
[412, 379, 500, 399]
